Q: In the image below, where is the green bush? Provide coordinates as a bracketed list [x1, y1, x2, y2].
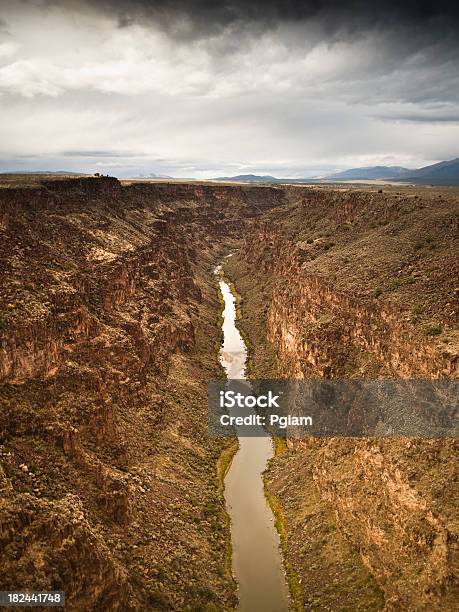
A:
[411, 303, 424, 316]
[423, 322, 442, 337]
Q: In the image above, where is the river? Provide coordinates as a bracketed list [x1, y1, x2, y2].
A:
[215, 263, 290, 612]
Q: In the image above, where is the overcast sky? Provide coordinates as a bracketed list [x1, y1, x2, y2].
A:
[0, 0, 458, 178]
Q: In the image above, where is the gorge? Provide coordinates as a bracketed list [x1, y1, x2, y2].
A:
[0, 176, 457, 610]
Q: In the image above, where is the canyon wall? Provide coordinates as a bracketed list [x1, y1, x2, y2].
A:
[0, 177, 283, 610]
[226, 186, 458, 610]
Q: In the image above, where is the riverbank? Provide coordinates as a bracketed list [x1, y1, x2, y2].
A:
[223, 253, 387, 611]
[217, 268, 290, 611]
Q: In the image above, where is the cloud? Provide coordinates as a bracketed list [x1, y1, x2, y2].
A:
[75, 1, 459, 39]
[61, 149, 149, 157]
[376, 110, 459, 124]
[1, 14, 457, 105]
[0, 0, 457, 176]
[0, 41, 18, 59]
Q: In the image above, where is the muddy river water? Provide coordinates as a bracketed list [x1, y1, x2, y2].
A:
[215, 264, 290, 611]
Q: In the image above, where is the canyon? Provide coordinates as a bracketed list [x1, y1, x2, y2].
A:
[0, 176, 458, 610]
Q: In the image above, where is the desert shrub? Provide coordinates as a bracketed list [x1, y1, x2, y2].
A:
[411, 303, 425, 316]
[387, 278, 403, 290]
[415, 235, 436, 250]
[387, 276, 416, 290]
[423, 322, 442, 336]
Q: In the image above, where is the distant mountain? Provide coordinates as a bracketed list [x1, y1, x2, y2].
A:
[3, 170, 84, 175]
[134, 172, 173, 179]
[214, 174, 323, 184]
[215, 174, 279, 183]
[321, 166, 410, 180]
[393, 158, 459, 185]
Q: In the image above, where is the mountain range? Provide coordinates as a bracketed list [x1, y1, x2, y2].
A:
[321, 166, 409, 180]
[3, 158, 458, 185]
[213, 157, 459, 185]
[214, 174, 317, 184]
[134, 172, 174, 179]
[392, 158, 459, 184]
[215, 174, 280, 182]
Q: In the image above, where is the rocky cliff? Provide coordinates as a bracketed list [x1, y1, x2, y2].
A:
[225, 185, 458, 610]
[0, 177, 283, 610]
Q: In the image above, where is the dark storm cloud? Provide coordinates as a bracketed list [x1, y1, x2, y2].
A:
[91, 0, 459, 35]
[378, 112, 459, 124]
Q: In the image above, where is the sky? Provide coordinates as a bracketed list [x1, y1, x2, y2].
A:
[0, 0, 458, 178]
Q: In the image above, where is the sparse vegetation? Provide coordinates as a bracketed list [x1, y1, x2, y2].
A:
[410, 303, 425, 321]
[1, 178, 456, 612]
[263, 472, 304, 612]
[216, 440, 239, 495]
[414, 235, 436, 251]
[423, 322, 443, 336]
[412, 304, 424, 315]
[387, 276, 416, 291]
[0, 313, 8, 331]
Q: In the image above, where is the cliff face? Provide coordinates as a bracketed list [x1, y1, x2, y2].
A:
[226, 186, 458, 610]
[0, 179, 282, 384]
[0, 177, 284, 610]
[267, 260, 456, 379]
[246, 188, 458, 380]
[313, 438, 457, 610]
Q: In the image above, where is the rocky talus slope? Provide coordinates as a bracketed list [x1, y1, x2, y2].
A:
[225, 186, 458, 611]
[0, 177, 283, 610]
